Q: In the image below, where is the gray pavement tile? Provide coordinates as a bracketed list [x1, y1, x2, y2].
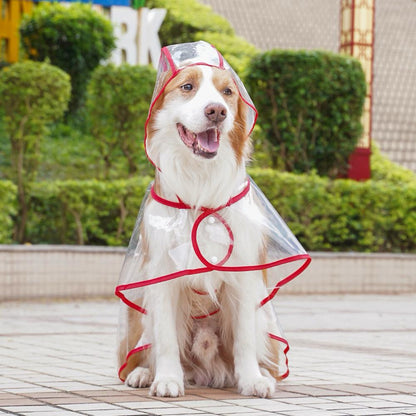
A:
[370, 394, 416, 405]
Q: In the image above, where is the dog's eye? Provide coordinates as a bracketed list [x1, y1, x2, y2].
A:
[181, 83, 193, 91]
[223, 88, 233, 96]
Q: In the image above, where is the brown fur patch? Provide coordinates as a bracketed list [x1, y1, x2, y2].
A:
[261, 337, 283, 381]
[212, 68, 249, 164]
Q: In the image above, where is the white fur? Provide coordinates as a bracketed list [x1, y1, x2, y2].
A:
[126, 66, 276, 397]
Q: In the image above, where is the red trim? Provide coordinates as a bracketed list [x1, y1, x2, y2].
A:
[192, 308, 220, 320]
[192, 288, 210, 295]
[260, 255, 311, 306]
[191, 210, 234, 268]
[268, 333, 290, 380]
[162, 46, 179, 76]
[215, 46, 225, 69]
[118, 343, 151, 382]
[150, 186, 190, 209]
[115, 254, 311, 314]
[150, 178, 250, 211]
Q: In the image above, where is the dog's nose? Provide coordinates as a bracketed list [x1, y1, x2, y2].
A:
[205, 103, 227, 123]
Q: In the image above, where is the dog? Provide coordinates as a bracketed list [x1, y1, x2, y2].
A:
[116, 41, 310, 398]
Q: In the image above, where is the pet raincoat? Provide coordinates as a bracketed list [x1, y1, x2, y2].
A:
[116, 41, 311, 383]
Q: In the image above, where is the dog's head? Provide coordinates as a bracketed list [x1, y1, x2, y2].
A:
[145, 42, 257, 172]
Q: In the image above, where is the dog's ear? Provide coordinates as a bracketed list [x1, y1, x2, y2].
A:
[229, 95, 251, 164]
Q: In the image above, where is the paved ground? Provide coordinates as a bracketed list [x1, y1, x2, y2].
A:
[1, 294, 415, 416]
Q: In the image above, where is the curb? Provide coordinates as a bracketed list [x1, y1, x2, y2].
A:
[1, 245, 415, 300]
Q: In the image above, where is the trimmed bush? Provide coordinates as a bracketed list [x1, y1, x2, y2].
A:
[249, 168, 416, 252]
[0, 180, 17, 243]
[371, 144, 416, 184]
[146, 0, 233, 45]
[0, 60, 70, 242]
[20, 2, 115, 114]
[245, 50, 367, 177]
[19, 171, 416, 252]
[146, 0, 257, 74]
[86, 64, 156, 178]
[26, 177, 152, 246]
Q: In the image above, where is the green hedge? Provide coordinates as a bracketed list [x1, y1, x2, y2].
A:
[371, 144, 416, 184]
[249, 168, 416, 252]
[86, 64, 156, 178]
[0, 180, 17, 243]
[14, 170, 414, 252]
[245, 50, 367, 177]
[26, 177, 152, 246]
[0, 60, 71, 242]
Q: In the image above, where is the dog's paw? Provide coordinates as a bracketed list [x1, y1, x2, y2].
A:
[150, 377, 184, 397]
[125, 367, 153, 388]
[238, 376, 275, 398]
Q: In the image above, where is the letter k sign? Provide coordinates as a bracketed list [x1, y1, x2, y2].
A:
[138, 8, 167, 68]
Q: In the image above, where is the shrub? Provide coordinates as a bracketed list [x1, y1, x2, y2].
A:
[249, 168, 416, 252]
[26, 177, 152, 246]
[245, 50, 367, 177]
[371, 144, 416, 184]
[145, 0, 257, 74]
[0, 60, 70, 242]
[0, 180, 17, 243]
[17, 170, 416, 252]
[20, 2, 115, 115]
[37, 123, 102, 181]
[86, 64, 156, 178]
[146, 0, 233, 45]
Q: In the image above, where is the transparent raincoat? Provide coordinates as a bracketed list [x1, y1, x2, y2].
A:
[116, 41, 311, 384]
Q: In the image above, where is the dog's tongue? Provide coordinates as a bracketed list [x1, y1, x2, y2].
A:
[196, 129, 219, 153]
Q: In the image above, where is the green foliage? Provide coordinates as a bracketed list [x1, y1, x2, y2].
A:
[86, 64, 156, 178]
[249, 168, 416, 252]
[196, 31, 258, 75]
[145, 0, 257, 74]
[0, 60, 70, 241]
[146, 0, 233, 45]
[371, 144, 416, 184]
[0, 61, 70, 152]
[245, 50, 367, 177]
[37, 123, 102, 181]
[13, 169, 413, 252]
[0, 180, 17, 243]
[20, 2, 115, 115]
[26, 177, 152, 246]
[0, 110, 11, 179]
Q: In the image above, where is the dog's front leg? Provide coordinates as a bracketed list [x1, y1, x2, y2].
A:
[233, 275, 275, 398]
[147, 282, 184, 397]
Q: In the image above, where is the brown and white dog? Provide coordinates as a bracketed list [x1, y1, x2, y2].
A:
[116, 42, 309, 398]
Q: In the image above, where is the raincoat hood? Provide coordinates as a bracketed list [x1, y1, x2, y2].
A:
[144, 40, 257, 168]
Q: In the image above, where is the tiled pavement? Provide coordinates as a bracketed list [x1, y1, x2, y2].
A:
[1, 295, 415, 415]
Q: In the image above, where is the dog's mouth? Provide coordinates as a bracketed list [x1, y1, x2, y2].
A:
[177, 123, 220, 159]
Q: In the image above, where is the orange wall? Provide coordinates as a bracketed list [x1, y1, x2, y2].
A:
[0, 0, 33, 62]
